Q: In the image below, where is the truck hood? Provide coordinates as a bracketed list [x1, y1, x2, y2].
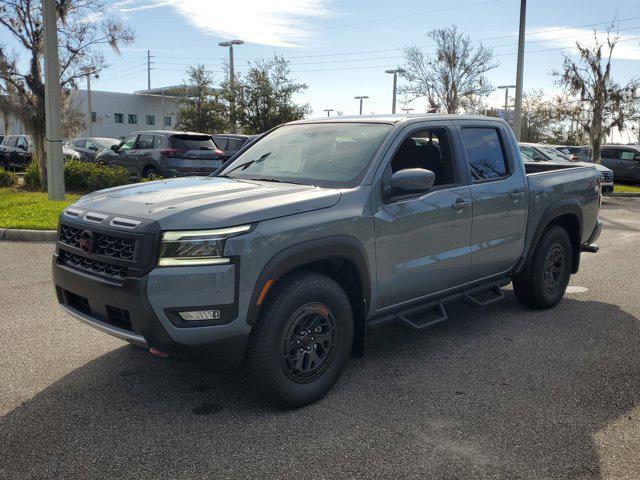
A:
[72, 176, 341, 230]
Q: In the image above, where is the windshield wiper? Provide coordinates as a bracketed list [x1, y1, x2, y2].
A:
[226, 152, 272, 173]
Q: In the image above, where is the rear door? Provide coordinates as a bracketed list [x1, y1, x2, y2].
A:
[457, 121, 527, 279]
[373, 121, 473, 308]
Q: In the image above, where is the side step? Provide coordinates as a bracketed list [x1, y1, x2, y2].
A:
[369, 279, 509, 331]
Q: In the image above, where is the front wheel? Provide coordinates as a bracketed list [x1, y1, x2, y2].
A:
[513, 225, 573, 309]
[243, 271, 353, 408]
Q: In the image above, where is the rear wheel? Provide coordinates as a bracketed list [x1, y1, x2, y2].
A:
[513, 225, 573, 309]
[243, 271, 353, 408]
[142, 165, 158, 178]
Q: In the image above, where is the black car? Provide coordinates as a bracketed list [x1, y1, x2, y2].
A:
[67, 137, 120, 162]
[210, 133, 259, 161]
[0, 134, 33, 169]
[96, 130, 226, 178]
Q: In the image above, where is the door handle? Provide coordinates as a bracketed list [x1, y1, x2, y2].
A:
[510, 189, 526, 200]
[451, 199, 471, 210]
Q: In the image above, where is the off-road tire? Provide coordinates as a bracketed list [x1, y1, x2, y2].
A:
[243, 271, 353, 408]
[513, 225, 573, 309]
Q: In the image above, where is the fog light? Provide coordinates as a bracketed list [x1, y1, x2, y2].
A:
[178, 310, 221, 321]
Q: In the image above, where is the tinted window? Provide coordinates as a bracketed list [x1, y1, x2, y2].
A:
[214, 137, 228, 150]
[137, 134, 154, 149]
[620, 149, 638, 160]
[6, 136, 17, 147]
[462, 128, 508, 181]
[170, 135, 216, 150]
[153, 135, 164, 148]
[16, 136, 29, 148]
[601, 148, 617, 158]
[390, 128, 455, 186]
[227, 138, 245, 151]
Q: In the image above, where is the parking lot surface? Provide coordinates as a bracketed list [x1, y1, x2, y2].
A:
[1, 197, 639, 480]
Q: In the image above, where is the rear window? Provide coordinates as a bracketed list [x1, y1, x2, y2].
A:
[227, 138, 245, 151]
[462, 128, 508, 181]
[170, 135, 217, 151]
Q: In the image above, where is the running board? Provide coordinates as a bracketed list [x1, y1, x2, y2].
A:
[368, 279, 509, 331]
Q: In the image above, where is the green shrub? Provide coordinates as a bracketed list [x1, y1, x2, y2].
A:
[21, 159, 131, 193]
[64, 160, 130, 192]
[24, 160, 41, 189]
[0, 167, 19, 187]
[139, 173, 164, 182]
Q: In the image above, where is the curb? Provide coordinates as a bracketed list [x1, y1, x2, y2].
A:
[604, 192, 640, 198]
[0, 228, 57, 242]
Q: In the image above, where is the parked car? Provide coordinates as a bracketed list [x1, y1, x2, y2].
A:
[54, 115, 602, 407]
[211, 133, 259, 161]
[600, 145, 640, 182]
[67, 137, 120, 162]
[520, 143, 613, 193]
[0, 134, 80, 169]
[96, 130, 225, 178]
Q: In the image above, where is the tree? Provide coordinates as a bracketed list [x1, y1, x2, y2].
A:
[518, 90, 560, 143]
[400, 25, 497, 114]
[554, 25, 640, 163]
[175, 65, 228, 133]
[230, 56, 310, 134]
[0, 0, 133, 186]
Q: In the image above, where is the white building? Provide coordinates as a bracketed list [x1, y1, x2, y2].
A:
[1, 87, 182, 140]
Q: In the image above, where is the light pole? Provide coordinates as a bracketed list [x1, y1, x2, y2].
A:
[498, 85, 516, 125]
[43, 0, 64, 200]
[83, 67, 99, 137]
[219, 39, 244, 133]
[513, 0, 527, 140]
[354, 95, 369, 115]
[323, 109, 334, 117]
[385, 68, 405, 114]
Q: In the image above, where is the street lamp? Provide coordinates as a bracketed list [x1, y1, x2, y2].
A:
[323, 109, 334, 117]
[354, 95, 369, 115]
[219, 39, 244, 133]
[498, 85, 516, 124]
[385, 68, 405, 114]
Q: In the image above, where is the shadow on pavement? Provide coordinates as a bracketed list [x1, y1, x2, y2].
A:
[2, 294, 639, 479]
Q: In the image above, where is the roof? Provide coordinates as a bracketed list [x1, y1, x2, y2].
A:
[129, 129, 213, 136]
[287, 114, 505, 125]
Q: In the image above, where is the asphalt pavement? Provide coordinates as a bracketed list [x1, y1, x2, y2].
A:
[1, 197, 639, 480]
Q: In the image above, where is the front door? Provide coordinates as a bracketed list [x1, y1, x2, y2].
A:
[373, 122, 473, 309]
[117, 134, 140, 176]
[457, 122, 527, 279]
[600, 147, 621, 177]
[617, 148, 640, 181]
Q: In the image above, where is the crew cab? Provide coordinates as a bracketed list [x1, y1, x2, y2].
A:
[53, 115, 602, 407]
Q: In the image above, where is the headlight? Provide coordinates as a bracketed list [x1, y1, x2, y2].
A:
[158, 225, 251, 267]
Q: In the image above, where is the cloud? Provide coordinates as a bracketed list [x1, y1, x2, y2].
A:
[529, 26, 640, 61]
[112, 0, 333, 47]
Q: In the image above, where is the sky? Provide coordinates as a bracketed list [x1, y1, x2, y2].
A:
[4, 0, 640, 139]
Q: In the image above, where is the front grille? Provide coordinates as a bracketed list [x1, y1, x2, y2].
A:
[59, 250, 127, 278]
[600, 170, 613, 182]
[59, 224, 137, 260]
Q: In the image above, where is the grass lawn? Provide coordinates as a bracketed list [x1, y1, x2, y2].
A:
[0, 188, 81, 230]
[614, 183, 640, 193]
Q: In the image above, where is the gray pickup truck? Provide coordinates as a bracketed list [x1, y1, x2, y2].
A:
[53, 115, 602, 407]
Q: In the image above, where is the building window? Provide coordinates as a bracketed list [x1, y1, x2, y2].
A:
[128, 114, 138, 125]
[164, 116, 172, 127]
[114, 113, 124, 124]
[91, 111, 97, 122]
[146, 115, 155, 125]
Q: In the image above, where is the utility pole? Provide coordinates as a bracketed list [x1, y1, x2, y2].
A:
[323, 109, 334, 117]
[513, 0, 527, 140]
[354, 95, 369, 115]
[498, 85, 516, 125]
[385, 69, 405, 114]
[147, 50, 153, 90]
[83, 67, 95, 137]
[219, 39, 244, 133]
[43, 0, 65, 200]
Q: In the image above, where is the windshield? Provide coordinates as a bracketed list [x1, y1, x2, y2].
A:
[219, 122, 393, 187]
[539, 146, 571, 162]
[95, 138, 120, 149]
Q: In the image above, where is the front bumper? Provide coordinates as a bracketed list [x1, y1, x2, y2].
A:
[53, 255, 250, 372]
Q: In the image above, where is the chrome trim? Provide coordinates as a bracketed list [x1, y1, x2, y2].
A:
[60, 303, 148, 348]
[109, 217, 141, 229]
[83, 212, 108, 223]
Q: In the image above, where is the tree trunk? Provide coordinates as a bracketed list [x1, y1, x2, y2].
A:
[30, 125, 47, 187]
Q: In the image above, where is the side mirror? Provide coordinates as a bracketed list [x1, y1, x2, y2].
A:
[89, 146, 97, 151]
[634, 155, 640, 161]
[383, 168, 436, 199]
[110, 144, 119, 152]
[18, 144, 27, 151]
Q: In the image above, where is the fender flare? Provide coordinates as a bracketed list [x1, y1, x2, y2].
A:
[514, 198, 584, 276]
[246, 235, 371, 325]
